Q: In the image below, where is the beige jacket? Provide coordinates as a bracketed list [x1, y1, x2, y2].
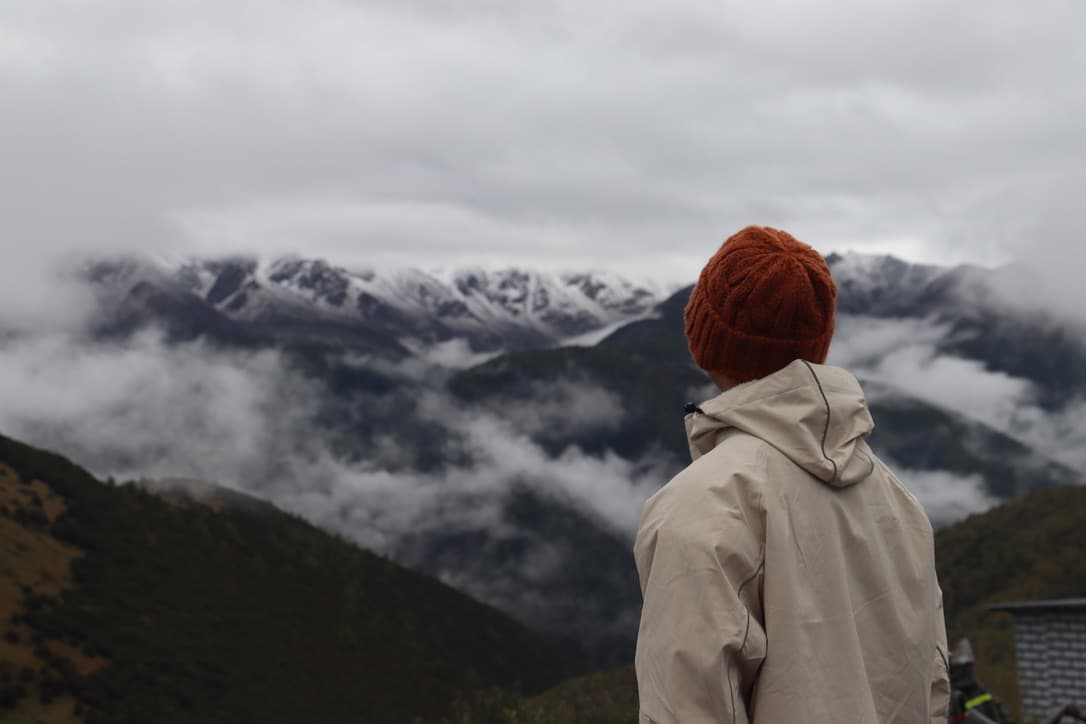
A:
[635, 360, 950, 724]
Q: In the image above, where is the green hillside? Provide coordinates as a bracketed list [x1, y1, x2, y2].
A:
[439, 666, 638, 724]
[936, 482, 1086, 717]
[0, 433, 577, 724]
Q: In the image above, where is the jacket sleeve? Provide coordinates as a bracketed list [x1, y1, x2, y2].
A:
[634, 484, 766, 724]
[930, 583, 951, 724]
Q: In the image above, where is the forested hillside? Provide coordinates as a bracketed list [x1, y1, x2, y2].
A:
[0, 434, 576, 723]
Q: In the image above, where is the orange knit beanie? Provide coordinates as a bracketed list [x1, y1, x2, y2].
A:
[684, 226, 837, 382]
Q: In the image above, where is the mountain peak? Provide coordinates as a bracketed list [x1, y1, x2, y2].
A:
[824, 251, 947, 316]
[86, 256, 672, 355]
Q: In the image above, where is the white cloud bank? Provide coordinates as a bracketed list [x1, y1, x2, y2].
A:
[893, 468, 999, 529]
[0, 330, 661, 555]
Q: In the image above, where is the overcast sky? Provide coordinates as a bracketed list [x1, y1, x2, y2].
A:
[2, 0, 1083, 282]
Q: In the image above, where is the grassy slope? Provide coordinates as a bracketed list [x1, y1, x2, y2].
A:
[439, 667, 638, 724]
[0, 433, 577, 724]
[936, 483, 1086, 718]
[0, 463, 103, 723]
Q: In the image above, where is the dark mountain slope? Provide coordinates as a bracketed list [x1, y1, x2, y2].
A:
[449, 342, 704, 463]
[0, 433, 577, 724]
[937, 307, 1086, 411]
[870, 394, 1074, 499]
[452, 287, 1079, 498]
[393, 486, 643, 667]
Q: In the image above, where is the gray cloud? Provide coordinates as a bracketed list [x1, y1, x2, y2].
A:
[0, 255, 97, 334]
[401, 338, 503, 370]
[831, 316, 1034, 423]
[889, 468, 998, 529]
[1, 0, 1083, 287]
[0, 330, 308, 486]
[475, 378, 628, 439]
[831, 314, 1086, 472]
[1004, 399, 1086, 474]
[829, 316, 949, 369]
[5, 309, 1058, 554]
[0, 329, 660, 554]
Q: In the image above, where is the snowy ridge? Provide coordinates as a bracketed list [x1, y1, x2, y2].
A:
[109, 255, 678, 352]
[826, 251, 943, 295]
[824, 251, 996, 317]
[101, 250, 1019, 353]
[93, 251, 1019, 353]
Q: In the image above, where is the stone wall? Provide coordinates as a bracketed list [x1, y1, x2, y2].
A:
[1013, 612, 1086, 722]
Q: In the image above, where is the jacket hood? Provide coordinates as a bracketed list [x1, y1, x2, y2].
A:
[685, 359, 875, 488]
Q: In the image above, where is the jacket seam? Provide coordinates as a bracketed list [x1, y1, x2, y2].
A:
[801, 359, 838, 483]
[727, 557, 765, 724]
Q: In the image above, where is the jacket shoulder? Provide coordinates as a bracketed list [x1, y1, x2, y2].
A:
[869, 453, 936, 535]
[635, 432, 769, 593]
[640, 432, 770, 539]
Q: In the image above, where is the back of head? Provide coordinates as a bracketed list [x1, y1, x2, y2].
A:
[684, 226, 837, 382]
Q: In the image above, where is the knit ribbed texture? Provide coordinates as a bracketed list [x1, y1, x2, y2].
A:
[684, 226, 837, 382]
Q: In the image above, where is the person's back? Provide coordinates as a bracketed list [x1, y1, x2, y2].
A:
[634, 226, 950, 724]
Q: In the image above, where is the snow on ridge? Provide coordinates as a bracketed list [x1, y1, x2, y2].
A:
[829, 250, 937, 278]
[419, 266, 668, 323]
[826, 250, 947, 299]
[91, 254, 676, 348]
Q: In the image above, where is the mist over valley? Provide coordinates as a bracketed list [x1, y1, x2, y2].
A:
[1, 251, 1083, 665]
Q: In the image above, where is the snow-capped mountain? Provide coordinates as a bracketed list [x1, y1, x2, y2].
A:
[13, 249, 1086, 667]
[827, 252, 1086, 412]
[826, 252, 947, 316]
[89, 256, 675, 355]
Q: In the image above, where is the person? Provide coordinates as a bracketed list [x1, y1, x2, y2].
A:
[948, 639, 1015, 723]
[633, 226, 951, 723]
